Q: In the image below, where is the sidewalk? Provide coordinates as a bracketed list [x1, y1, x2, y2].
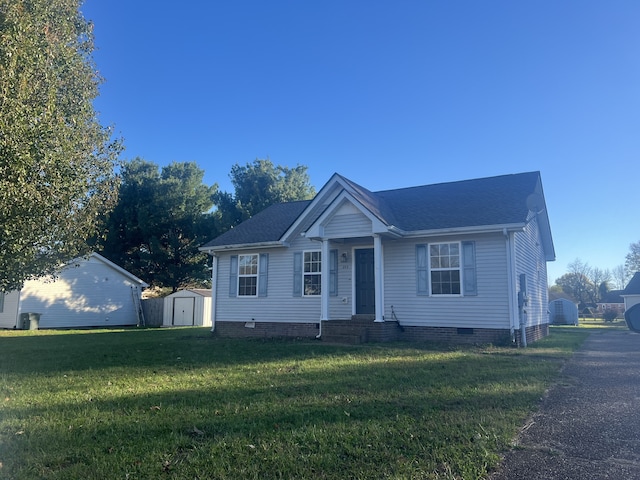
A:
[490, 330, 640, 479]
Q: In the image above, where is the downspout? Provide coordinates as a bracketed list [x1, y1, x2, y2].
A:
[15, 290, 22, 329]
[209, 253, 218, 333]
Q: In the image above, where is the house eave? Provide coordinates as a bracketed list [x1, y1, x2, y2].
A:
[199, 241, 287, 254]
[391, 223, 527, 238]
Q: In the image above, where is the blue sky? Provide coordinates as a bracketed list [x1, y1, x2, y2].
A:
[81, 0, 640, 286]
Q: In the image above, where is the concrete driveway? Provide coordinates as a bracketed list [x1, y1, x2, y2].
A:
[490, 329, 640, 479]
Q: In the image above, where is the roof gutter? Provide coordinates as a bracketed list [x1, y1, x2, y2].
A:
[387, 222, 526, 238]
[199, 241, 287, 254]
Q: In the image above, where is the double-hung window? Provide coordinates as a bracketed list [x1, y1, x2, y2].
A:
[303, 251, 321, 296]
[238, 254, 258, 296]
[429, 242, 461, 295]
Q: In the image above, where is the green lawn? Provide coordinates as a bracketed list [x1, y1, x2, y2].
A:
[0, 326, 591, 480]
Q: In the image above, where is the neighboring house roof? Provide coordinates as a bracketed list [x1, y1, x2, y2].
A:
[598, 290, 624, 304]
[622, 273, 640, 295]
[201, 172, 554, 259]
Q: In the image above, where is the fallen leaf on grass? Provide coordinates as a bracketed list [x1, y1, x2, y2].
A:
[189, 426, 205, 437]
[150, 405, 161, 410]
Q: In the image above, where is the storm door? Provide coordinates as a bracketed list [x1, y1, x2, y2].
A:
[355, 248, 375, 315]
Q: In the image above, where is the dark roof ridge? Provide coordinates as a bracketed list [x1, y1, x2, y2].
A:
[370, 171, 541, 195]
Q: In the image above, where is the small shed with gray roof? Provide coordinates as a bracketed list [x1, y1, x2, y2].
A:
[163, 289, 212, 327]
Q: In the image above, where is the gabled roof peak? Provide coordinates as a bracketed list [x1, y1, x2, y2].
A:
[201, 171, 552, 258]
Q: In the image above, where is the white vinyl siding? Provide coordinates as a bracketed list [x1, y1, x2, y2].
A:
[214, 236, 323, 324]
[323, 213, 372, 238]
[385, 234, 510, 329]
[514, 214, 549, 327]
[328, 247, 356, 319]
[18, 256, 143, 328]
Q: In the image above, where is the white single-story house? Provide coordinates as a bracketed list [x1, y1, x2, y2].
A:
[200, 172, 555, 345]
[163, 289, 212, 327]
[621, 273, 640, 332]
[549, 298, 579, 325]
[596, 290, 625, 317]
[0, 253, 148, 329]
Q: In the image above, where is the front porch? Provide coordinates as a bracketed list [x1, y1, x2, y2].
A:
[321, 315, 402, 344]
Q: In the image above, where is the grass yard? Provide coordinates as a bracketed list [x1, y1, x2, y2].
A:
[0, 326, 591, 480]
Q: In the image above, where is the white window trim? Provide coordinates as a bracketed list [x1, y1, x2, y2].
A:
[302, 250, 322, 297]
[429, 241, 463, 297]
[238, 253, 259, 297]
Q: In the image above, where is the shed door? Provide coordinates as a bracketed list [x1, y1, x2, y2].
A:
[173, 297, 195, 326]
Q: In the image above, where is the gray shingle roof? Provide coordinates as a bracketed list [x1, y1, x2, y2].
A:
[623, 273, 640, 295]
[202, 200, 311, 248]
[202, 172, 543, 248]
[600, 290, 623, 303]
[377, 172, 539, 231]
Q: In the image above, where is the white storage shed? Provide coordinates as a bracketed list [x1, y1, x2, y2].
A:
[163, 289, 212, 327]
[549, 298, 579, 325]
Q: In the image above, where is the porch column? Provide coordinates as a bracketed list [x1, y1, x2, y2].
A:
[321, 239, 330, 321]
[374, 234, 384, 322]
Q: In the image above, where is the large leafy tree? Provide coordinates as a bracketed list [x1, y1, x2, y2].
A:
[554, 259, 596, 306]
[214, 159, 316, 231]
[625, 240, 640, 276]
[0, 0, 120, 291]
[99, 159, 217, 292]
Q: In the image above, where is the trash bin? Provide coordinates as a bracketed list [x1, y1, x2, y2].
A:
[18, 313, 41, 330]
[28, 313, 40, 330]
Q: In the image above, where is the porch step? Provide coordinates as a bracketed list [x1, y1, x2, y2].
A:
[321, 334, 363, 345]
[351, 314, 376, 322]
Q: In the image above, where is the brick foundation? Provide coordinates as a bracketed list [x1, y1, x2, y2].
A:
[513, 323, 549, 346]
[214, 321, 319, 339]
[397, 325, 513, 345]
[212, 319, 549, 346]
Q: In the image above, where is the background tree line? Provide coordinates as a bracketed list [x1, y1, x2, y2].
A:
[95, 158, 315, 293]
[551, 244, 640, 308]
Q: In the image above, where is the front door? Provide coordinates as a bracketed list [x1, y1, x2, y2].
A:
[173, 297, 195, 326]
[355, 248, 375, 315]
